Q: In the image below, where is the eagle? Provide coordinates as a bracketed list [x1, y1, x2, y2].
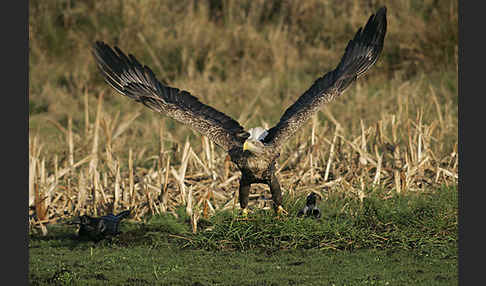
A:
[92, 7, 387, 216]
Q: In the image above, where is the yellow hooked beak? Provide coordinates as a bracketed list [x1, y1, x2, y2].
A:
[243, 140, 264, 153]
[243, 140, 258, 151]
[243, 141, 250, 151]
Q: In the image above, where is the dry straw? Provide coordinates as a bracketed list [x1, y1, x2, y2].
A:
[29, 92, 457, 233]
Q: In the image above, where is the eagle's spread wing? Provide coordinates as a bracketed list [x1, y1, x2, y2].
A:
[92, 42, 249, 151]
[263, 7, 387, 147]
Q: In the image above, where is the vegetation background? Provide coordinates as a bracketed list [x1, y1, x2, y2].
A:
[29, 0, 458, 284]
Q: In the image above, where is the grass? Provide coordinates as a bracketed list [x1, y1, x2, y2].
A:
[29, 185, 457, 285]
[29, 0, 458, 284]
[188, 186, 457, 252]
[29, 248, 457, 285]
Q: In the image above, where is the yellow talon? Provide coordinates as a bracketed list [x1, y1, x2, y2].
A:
[241, 208, 249, 217]
[276, 205, 288, 216]
[237, 208, 251, 221]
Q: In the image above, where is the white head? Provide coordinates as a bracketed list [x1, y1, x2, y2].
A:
[248, 127, 268, 141]
[243, 127, 268, 153]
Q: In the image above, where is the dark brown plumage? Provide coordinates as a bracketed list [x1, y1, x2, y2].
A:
[92, 7, 387, 215]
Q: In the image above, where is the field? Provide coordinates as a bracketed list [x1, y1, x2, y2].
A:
[29, 0, 458, 285]
[30, 186, 457, 285]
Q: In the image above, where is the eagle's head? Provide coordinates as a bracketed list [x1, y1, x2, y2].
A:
[243, 127, 269, 154]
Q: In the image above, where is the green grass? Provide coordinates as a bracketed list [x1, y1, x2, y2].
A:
[29, 246, 457, 285]
[29, 186, 457, 285]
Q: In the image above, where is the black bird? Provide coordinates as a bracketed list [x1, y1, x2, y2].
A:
[70, 210, 131, 241]
[92, 7, 387, 216]
[298, 192, 321, 219]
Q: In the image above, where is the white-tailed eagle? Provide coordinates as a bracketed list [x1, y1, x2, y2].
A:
[92, 7, 387, 216]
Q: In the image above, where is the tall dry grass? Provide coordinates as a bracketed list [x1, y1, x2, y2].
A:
[29, 0, 457, 232]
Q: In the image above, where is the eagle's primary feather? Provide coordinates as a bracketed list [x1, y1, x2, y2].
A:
[92, 43, 249, 151]
[92, 7, 387, 214]
[262, 7, 387, 147]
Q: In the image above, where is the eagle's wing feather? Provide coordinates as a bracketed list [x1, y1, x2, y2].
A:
[263, 7, 387, 147]
[92, 42, 249, 151]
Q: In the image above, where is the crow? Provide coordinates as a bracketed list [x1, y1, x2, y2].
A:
[297, 193, 321, 219]
[70, 210, 131, 241]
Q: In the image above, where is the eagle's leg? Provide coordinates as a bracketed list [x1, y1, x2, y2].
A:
[238, 176, 251, 216]
[269, 174, 287, 215]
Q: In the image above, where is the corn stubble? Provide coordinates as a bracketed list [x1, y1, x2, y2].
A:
[29, 85, 457, 234]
